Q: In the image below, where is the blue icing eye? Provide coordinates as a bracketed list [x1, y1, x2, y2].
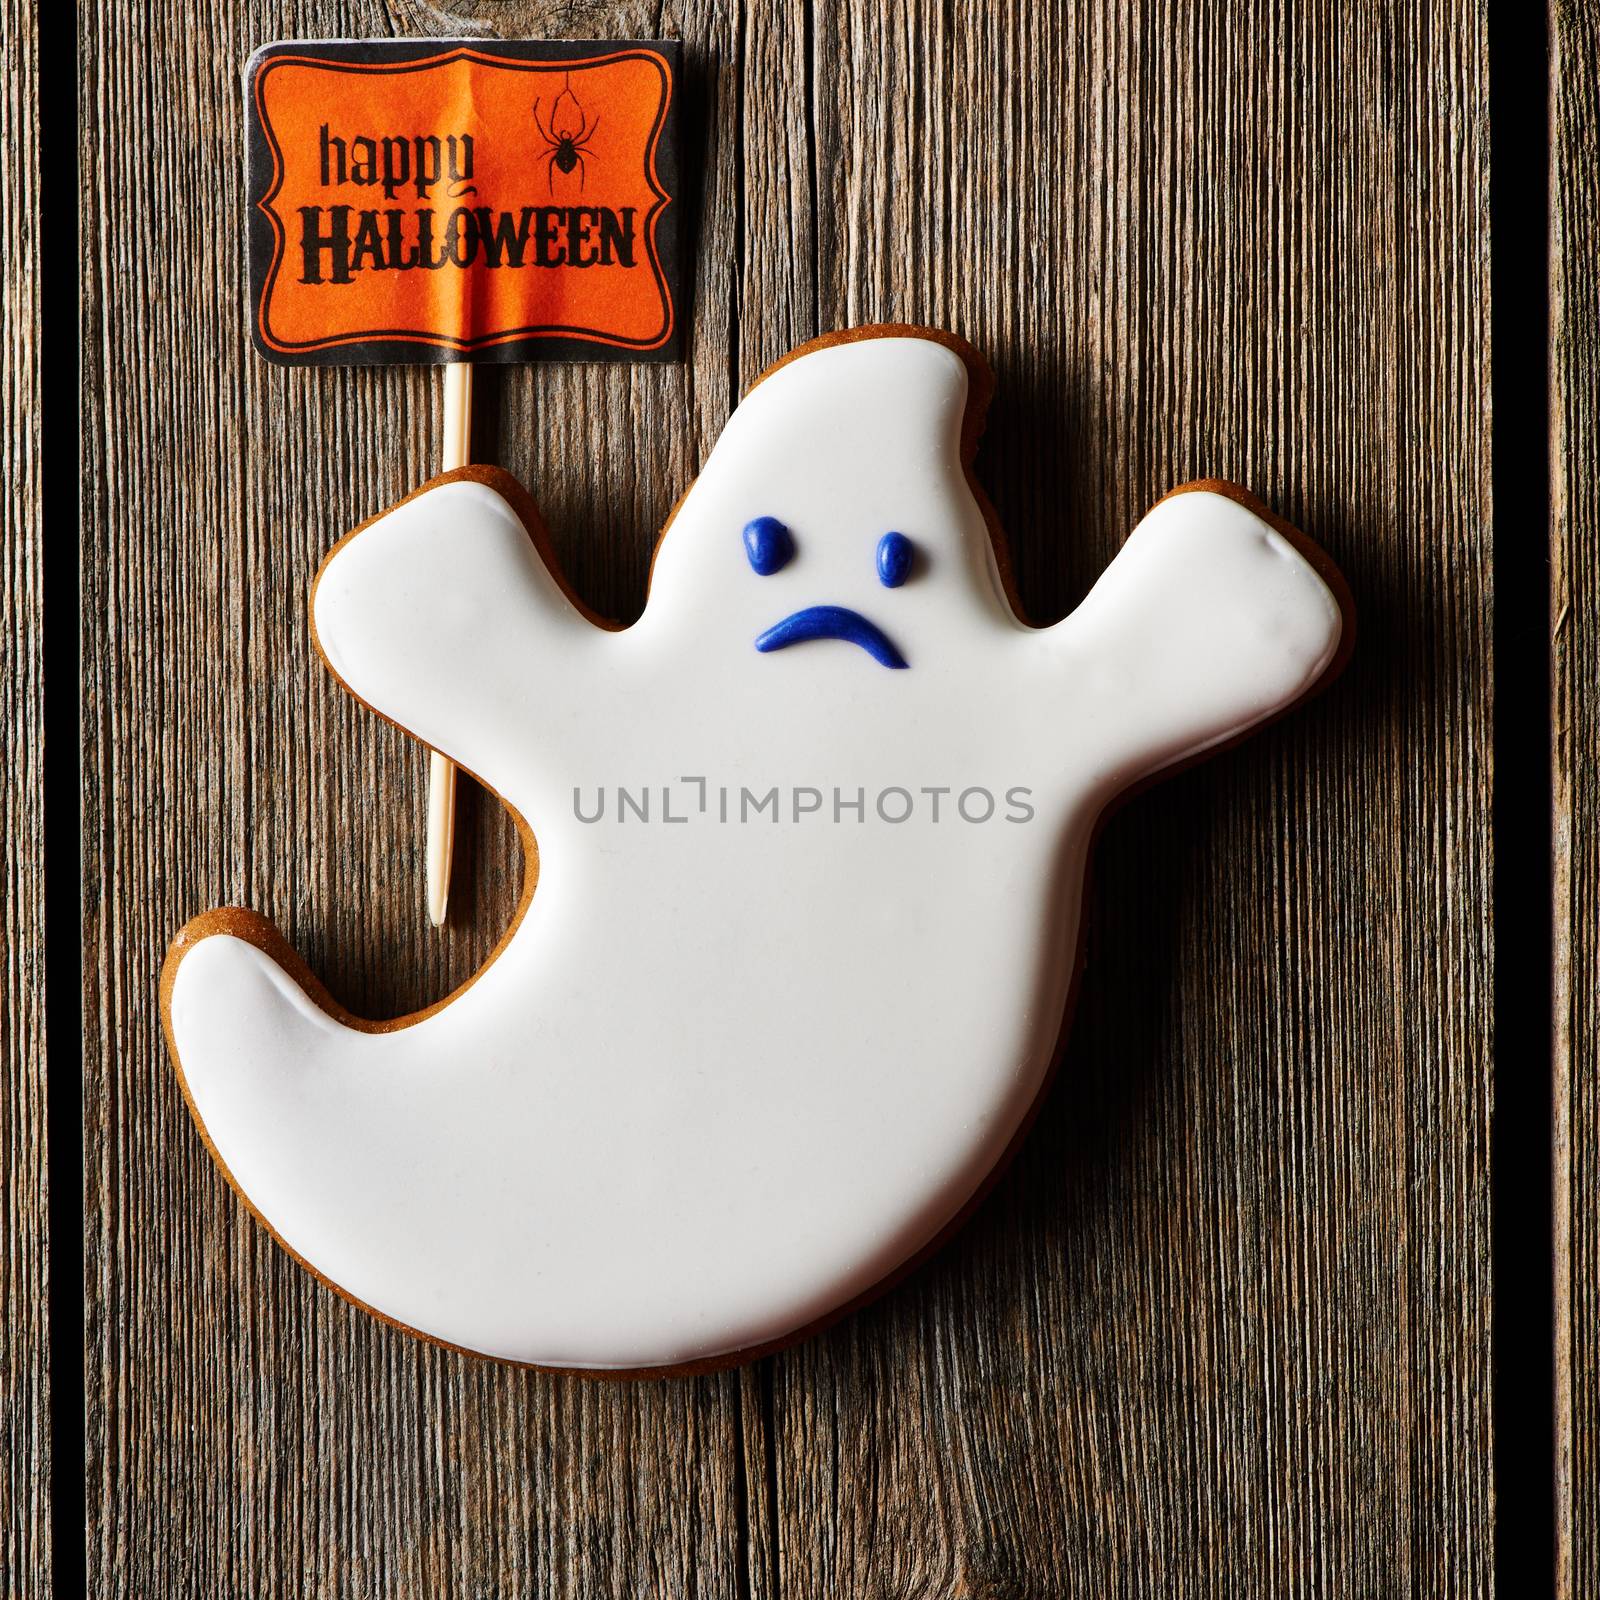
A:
[743, 516, 794, 576]
[876, 531, 914, 588]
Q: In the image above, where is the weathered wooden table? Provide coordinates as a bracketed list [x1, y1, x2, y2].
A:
[8, 0, 1595, 1592]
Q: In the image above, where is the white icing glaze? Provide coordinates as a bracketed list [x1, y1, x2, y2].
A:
[166, 334, 1345, 1369]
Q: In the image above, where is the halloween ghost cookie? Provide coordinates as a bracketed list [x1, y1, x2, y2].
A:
[162, 326, 1352, 1372]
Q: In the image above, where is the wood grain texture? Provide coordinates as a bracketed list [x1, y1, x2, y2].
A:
[4, 0, 46, 1591]
[753, 2, 1493, 1594]
[79, 0, 1492, 1595]
[82, 4, 747, 1597]
[1554, 0, 1599, 1591]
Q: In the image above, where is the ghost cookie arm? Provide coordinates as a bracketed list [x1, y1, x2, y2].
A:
[312, 477, 604, 793]
[1045, 487, 1347, 793]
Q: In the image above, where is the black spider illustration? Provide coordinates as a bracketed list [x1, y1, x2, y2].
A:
[533, 79, 601, 193]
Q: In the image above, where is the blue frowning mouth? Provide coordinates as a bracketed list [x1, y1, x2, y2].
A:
[754, 605, 908, 669]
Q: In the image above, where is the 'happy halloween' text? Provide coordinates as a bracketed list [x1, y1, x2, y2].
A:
[296, 123, 639, 285]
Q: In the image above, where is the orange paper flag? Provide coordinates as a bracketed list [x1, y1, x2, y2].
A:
[247, 40, 681, 365]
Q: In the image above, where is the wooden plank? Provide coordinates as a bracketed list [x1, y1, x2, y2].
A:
[81, 3, 751, 1595]
[757, 2, 1494, 1594]
[81, 1, 1495, 1596]
[1554, 0, 1599, 1590]
[4, 0, 46, 1590]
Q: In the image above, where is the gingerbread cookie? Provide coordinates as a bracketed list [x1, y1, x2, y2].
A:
[162, 327, 1351, 1371]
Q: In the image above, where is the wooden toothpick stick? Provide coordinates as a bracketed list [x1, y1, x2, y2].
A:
[427, 360, 473, 926]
